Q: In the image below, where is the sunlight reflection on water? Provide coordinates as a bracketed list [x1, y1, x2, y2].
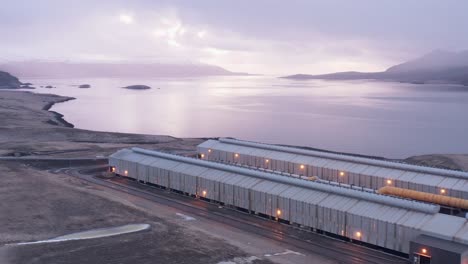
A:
[26, 76, 468, 158]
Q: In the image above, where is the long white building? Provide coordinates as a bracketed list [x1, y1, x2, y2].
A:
[197, 138, 468, 200]
[109, 147, 468, 263]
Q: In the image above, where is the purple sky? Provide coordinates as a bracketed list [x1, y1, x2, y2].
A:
[1, 0, 467, 74]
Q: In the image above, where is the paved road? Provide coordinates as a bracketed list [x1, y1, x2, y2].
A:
[50, 164, 409, 264]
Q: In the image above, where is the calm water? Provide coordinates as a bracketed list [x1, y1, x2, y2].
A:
[25, 76, 468, 158]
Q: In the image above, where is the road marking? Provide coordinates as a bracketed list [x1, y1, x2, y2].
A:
[264, 249, 305, 257]
[175, 213, 196, 221]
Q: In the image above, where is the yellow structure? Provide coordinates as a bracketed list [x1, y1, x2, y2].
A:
[378, 186, 468, 210]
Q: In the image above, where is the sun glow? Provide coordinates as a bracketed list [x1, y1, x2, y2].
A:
[197, 30, 206, 39]
[119, 14, 134, 24]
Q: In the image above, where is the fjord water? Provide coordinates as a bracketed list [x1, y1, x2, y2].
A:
[28, 76, 468, 158]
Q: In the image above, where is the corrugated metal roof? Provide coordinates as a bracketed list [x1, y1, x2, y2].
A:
[199, 139, 468, 201]
[135, 147, 441, 214]
[217, 138, 468, 179]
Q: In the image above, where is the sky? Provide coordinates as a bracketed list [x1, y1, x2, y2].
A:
[1, 0, 468, 75]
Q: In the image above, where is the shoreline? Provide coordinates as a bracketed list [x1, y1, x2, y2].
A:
[42, 96, 76, 128]
[1, 89, 467, 171]
[35, 91, 468, 171]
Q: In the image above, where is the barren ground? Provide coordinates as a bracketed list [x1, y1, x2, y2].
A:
[0, 162, 271, 264]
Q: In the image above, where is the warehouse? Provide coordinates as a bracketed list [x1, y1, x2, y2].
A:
[109, 147, 468, 263]
[197, 138, 468, 203]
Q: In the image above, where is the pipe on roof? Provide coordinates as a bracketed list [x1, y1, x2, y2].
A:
[378, 186, 468, 210]
[132, 147, 440, 214]
[218, 138, 468, 180]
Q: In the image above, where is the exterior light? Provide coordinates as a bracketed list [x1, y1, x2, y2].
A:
[202, 190, 207, 197]
[265, 159, 269, 163]
[235, 153, 239, 158]
[200, 153, 205, 158]
[355, 231, 362, 238]
[208, 149, 212, 153]
[276, 209, 282, 216]
[440, 189, 446, 194]
[111, 167, 116, 172]
[300, 164, 305, 170]
[124, 170, 128, 175]
[386, 179, 392, 185]
[339, 171, 345, 177]
[421, 248, 427, 254]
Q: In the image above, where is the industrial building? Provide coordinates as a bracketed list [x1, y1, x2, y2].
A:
[197, 138, 468, 206]
[109, 147, 468, 264]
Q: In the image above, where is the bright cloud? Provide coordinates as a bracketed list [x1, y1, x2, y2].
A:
[119, 14, 133, 24]
[1, 1, 468, 75]
[197, 31, 206, 39]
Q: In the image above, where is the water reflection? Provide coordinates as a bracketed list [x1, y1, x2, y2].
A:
[26, 76, 468, 158]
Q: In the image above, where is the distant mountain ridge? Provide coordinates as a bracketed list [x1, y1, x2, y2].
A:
[0, 61, 244, 78]
[283, 50, 468, 86]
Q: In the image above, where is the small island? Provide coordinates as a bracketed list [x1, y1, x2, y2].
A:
[122, 85, 151, 90]
[78, 84, 91, 88]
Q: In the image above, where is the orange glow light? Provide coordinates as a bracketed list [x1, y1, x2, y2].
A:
[440, 189, 446, 194]
[124, 170, 128, 175]
[235, 153, 239, 158]
[208, 149, 212, 153]
[387, 179, 392, 185]
[421, 248, 427, 254]
[201, 153, 205, 158]
[300, 164, 305, 169]
[265, 159, 269, 163]
[339, 171, 345, 176]
[276, 209, 281, 216]
[202, 190, 207, 197]
[356, 231, 362, 238]
[111, 167, 116, 172]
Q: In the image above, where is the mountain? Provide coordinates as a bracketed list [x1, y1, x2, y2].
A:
[0, 61, 243, 78]
[283, 50, 468, 86]
[386, 50, 468, 73]
[0, 71, 22, 89]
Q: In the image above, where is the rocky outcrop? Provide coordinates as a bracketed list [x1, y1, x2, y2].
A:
[0, 71, 22, 89]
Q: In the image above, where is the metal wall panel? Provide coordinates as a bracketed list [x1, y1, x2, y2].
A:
[110, 147, 468, 255]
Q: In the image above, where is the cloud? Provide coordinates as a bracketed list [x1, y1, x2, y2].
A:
[1, 0, 468, 74]
[119, 14, 134, 24]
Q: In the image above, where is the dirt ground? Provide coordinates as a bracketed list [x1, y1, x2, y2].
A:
[0, 162, 271, 264]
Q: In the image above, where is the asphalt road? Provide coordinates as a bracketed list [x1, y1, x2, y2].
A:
[49, 163, 409, 264]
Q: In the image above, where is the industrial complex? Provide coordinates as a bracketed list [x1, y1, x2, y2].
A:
[109, 138, 468, 264]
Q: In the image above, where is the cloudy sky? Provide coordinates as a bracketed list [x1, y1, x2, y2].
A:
[1, 0, 468, 74]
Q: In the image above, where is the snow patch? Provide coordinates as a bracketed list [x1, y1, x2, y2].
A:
[217, 256, 260, 264]
[9, 224, 150, 246]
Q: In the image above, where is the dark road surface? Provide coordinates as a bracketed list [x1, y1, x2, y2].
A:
[46, 163, 409, 264]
